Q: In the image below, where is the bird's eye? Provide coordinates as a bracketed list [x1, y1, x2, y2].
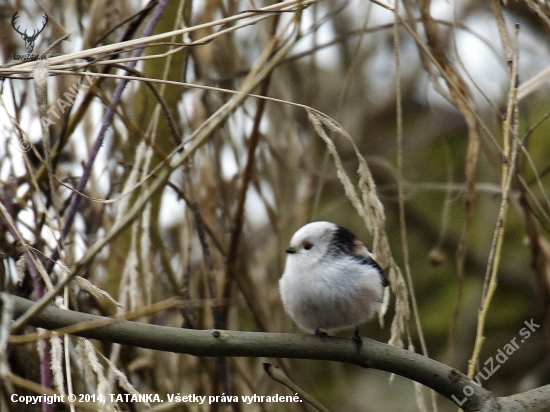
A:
[303, 242, 313, 250]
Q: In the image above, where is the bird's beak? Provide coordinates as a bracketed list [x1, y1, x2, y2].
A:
[285, 247, 297, 254]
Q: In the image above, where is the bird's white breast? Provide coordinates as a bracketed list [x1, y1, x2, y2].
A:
[279, 254, 383, 333]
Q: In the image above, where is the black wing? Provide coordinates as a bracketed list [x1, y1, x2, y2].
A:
[331, 225, 389, 287]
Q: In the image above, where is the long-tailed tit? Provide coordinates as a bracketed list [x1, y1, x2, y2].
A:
[279, 221, 389, 346]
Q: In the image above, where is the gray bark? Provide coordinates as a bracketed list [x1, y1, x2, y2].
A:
[3, 293, 549, 411]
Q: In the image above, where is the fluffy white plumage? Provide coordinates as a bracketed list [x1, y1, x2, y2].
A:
[279, 221, 388, 333]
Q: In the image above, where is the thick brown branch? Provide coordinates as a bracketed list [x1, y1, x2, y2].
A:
[6, 294, 550, 411]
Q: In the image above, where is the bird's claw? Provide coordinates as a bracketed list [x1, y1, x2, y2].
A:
[353, 326, 362, 351]
[315, 328, 328, 338]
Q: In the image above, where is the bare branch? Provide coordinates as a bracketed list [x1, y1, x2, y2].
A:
[6, 293, 550, 412]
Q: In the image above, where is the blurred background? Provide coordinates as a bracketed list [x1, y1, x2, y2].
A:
[1, 0, 550, 411]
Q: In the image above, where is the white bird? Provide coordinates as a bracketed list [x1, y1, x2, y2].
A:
[279, 221, 389, 344]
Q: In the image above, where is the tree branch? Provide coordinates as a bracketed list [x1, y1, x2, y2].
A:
[4, 294, 549, 411]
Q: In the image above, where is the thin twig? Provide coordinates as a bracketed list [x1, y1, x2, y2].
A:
[263, 363, 331, 412]
[394, 4, 434, 411]
[467, 25, 520, 381]
[1, 0, 316, 72]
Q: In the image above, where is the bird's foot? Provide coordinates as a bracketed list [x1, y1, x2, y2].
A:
[314, 328, 328, 338]
[352, 326, 362, 351]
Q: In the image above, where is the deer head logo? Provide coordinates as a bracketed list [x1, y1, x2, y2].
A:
[12, 11, 49, 54]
